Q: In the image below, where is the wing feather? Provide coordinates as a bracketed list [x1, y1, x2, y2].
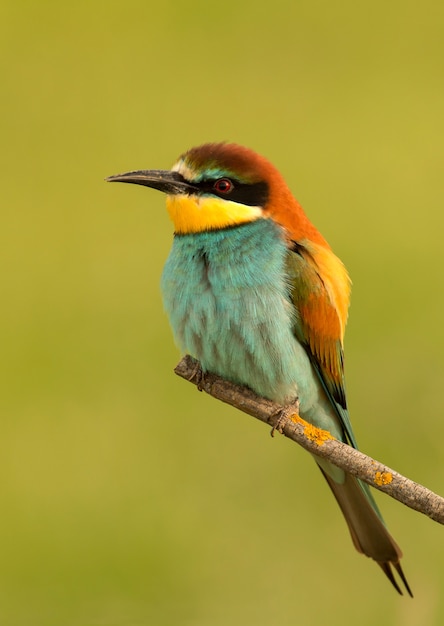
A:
[287, 240, 356, 446]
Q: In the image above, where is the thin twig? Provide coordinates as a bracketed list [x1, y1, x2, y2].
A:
[174, 354, 444, 525]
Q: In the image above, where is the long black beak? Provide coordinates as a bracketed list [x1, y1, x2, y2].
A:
[106, 169, 198, 195]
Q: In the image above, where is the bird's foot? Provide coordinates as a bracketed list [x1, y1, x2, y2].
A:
[270, 398, 300, 437]
[188, 360, 205, 391]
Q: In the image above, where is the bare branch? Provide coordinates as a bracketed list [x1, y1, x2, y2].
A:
[174, 354, 444, 525]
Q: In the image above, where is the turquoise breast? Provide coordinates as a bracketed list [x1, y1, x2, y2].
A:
[161, 218, 318, 406]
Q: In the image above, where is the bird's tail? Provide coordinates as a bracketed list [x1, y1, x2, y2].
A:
[318, 466, 413, 597]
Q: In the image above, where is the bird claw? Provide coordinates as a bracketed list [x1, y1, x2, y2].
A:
[270, 398, 300, 437]
[188, 360, 205, 391]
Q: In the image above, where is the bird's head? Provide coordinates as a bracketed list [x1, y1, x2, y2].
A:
[107, 142, 327, 244]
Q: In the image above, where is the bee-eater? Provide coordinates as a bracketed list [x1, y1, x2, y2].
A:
[107, 142, 412, 596]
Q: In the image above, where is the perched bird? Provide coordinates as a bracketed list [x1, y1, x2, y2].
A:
[107, 142, 412, 596]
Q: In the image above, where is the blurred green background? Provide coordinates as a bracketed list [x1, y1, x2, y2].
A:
[1, 1, 443, 624]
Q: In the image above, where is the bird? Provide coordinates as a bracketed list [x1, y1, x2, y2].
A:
[107, 142, 412, 596]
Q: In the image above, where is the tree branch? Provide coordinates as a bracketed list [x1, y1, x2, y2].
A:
[174, 354, 444, 525]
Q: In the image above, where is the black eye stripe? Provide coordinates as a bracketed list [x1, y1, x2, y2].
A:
[195, 178, 269, 207]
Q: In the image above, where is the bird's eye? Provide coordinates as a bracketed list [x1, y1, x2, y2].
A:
[213, 178, 234, 194]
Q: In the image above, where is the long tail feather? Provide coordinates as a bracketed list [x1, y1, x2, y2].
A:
[318, 465, 412, 596]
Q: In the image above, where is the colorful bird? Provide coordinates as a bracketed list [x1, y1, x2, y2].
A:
[107, 142, 412, 596]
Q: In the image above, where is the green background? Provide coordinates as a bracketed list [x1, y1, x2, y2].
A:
[1, 1, 443, 624]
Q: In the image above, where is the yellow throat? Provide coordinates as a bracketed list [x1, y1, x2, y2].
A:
[166, 194, 263, 234]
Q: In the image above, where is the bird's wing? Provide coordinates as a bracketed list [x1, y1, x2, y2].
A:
[286, 239, 412, 596]
[286, 239, 357, 448]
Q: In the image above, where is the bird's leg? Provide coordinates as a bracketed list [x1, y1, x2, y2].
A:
[187, 359, 206, 391]
[270, 397, 300, 437]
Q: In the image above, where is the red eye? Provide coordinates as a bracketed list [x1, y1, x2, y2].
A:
[213, 178, 234, 194]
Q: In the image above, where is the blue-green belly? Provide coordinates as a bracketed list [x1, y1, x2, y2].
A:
[161, 219, 320, 406]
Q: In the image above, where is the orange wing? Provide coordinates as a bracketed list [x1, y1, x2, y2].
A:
[287, 238, 355, 444]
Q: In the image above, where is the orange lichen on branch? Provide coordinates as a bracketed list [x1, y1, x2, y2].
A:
[290, 414, 335, 446]
[374, 471, 393, 486]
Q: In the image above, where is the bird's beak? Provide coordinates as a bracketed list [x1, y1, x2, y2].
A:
[106, 169, 198, 195]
